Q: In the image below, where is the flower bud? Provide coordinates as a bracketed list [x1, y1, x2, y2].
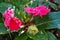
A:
[27, 25, 39, 35]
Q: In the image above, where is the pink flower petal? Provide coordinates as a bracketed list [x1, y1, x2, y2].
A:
[3, 8, 14, 19]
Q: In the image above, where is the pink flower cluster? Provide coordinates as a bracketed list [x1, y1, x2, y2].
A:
[3, 8, 22, 31]
[24, 5, 50, 17]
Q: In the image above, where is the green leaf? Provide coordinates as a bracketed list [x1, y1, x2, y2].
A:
[27, 30, 48, 40]
[35, 11, 60, 29]
[47, 32, 57, 40]
[54, 0, 60, 5]
[43, 2, 49, 7]
[40, 19, 60, 29]
[28, 0, 38, 7]
[37, 0, 44, 6]
[48, 2, 57, 10]
[0, 2, 12, 13]
[6, 0, 30, 9]
[0, 23, 8, 34]
[43, 11, 60, 29]
[0, 13, 4, 23]
[0, 0, 4, 3]
[14, 33, 28, 40]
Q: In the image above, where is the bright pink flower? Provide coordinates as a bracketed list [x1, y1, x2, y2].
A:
[4, 17, 11, 27]
[8, 17, 22, 31]
[3, 8, 14, 19]
[36, 5, 50, 17]
[24, 7, 39, 16]
[25, 5, 50, 17]
[3, 8, 23, 31]
[24, 7, 35, 13]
